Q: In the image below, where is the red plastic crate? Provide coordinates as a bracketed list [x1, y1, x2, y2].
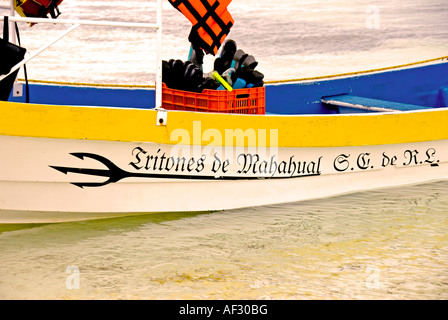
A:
[161, 84, 265, 114]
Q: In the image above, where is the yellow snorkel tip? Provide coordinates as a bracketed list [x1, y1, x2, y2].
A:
[212, 71, 233, 92]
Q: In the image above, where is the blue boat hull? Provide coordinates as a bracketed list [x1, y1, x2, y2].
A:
[8, 61, 448, 114]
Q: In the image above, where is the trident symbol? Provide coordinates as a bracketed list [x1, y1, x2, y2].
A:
[50, 152, 315, 188]
[50, 153, 164, 188]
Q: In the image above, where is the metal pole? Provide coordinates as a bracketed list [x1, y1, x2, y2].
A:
[2, 16, 158, 29]
[9, 0, 16, 44]
[155, 0, 163, 109]
[0, 24, 80, 83]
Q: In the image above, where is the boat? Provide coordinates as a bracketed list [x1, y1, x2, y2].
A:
[1, 1, 448, 223]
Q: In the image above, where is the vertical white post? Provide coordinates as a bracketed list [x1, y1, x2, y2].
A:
[9, 0, 16, 44]
[155, 0, 163, 109]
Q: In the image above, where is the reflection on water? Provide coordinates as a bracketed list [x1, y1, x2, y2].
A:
[1, 181, 447, 299]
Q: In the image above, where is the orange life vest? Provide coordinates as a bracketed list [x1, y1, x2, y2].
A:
[14, 0, 63, 19]
[169, 0, 234, 55]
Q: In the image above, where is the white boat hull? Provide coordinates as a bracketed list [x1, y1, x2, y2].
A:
[1, 135, 447, 223]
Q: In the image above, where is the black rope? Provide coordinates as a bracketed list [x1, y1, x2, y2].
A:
[14, 22, 29, 103]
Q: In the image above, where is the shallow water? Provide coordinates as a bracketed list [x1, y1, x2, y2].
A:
[1, 182, 448, 299]
[0, 0, 447, 300]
